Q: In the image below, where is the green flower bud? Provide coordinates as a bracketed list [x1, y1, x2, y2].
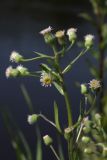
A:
[5, 66, 19, 78]
[94, 113, 101, 126]
[27, 114, 39, 125]
[43, 135, 53, 146]
[102, 147, 107, 158]
[84, 148, 93, 154]
[44, 33, 55, 45]
[17, 65, 29, 76]
[84, 34, 94, 49]
[10, 51, 23, 63]
[83, 126, 91, 134]
[81, 136, 91, 144]
[55, 30, 65, 45]
[81, 84, 88, 95]
[67, 28, 77, 43]
[64, 127, 72, 140]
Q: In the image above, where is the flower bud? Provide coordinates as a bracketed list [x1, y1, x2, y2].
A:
[67, 28, 77, 43]
[81, 136, 91, 144]
[94, 113, 101, 126]
[64, 127, 72, 140]
[40, 26, 55, 45]
[43, 135, 53, 146]
[84, 148, 93, 154]
[55, 30, 65, 45]
[102, 147, 107, 158]
[83, 126, 91, 134]
[5, 66, 19, 78]
[27, 114, 39, 125]
[10, 51, 23, 63]
[81, 84, 88, 95]
[17, 65, 29, 76]
[84, 34, 94, 49]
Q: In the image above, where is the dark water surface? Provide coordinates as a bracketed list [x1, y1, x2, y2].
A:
[0, 4, 96, 160]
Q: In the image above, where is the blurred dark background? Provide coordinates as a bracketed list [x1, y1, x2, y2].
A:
[0, 0, 96, 159]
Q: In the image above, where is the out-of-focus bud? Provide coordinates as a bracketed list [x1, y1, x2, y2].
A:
[10, 51, 23, 63]
[27, 114, 39, 125]
[5, 66, 19, 78]
[94, 113, 102, 126]
[64, 127, 72, 140]
[43, 135, 53, 146]
[81, 136, 91, 144]
[55, 30, 65, 45]
[102, 147, 107, 158]
[84, 34, 94, 49]
[83, 126, 91, 134]
[84, 148, 93, 154]
[81, 84, 88, 95]
[16, 65, 29, 76]
[40, 26, 55, 45]
[67, 28, 77, 43]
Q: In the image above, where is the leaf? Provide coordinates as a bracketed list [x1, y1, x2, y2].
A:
[53, 82, 64, 95]
[35, 127, 42, 160]
[57, 136, 65, 160]
[54, 101, 62, 133]
[20, 84, 34, 114]
[33, 51, 47, 57]
[40, 63, 52, 72]
[79, 13, 95, 25]
[1, 108, 33, 160]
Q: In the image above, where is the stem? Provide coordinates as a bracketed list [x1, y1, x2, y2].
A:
[39, 114, 56, 128]
[63, 87, 73, 127]
[50, 145, 61, 160]
[21, 56, 53, 62]
[98, 26, 105, 113]
[62, 48, 89, 74]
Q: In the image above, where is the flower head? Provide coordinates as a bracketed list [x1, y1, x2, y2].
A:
[40, 26, 52, 35]
[55, 30, 65, 38]
[16, 65, 29, 76]
[67, 28, 77, 42]
[55, 30, 65, 45]
[40, 71, 53, 87]
[88, 79, 101, 90]
[5, 66, 13, 78]
[10, 51, 23, 63]
[5, 66, 19, 78]
[27, 114, 39, 125]
[43, 135, 53, 146]
[84, 34, 94, 48]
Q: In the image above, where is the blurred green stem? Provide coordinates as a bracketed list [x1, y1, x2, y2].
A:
[52, 44, 73, 160]
[50, 145, 61, 160]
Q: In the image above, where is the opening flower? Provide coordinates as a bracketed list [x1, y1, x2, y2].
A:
[55, 30, 65, 38]
[10, 51, 23, 63]
[5, 66, 19, 78]
[40, 71, 53, 87]
[88, 79, 101, 90]
[84, 34, 94, 48]
[5, 66, 13, 78]
[16, 65, 29, 76]
[67, 28, 77, 42]
[40, 26, 52, 35]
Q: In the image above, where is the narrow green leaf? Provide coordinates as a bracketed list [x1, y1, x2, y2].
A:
[20, 84, 34, 114]
[35, 127, 42, 160]
[33, 51, 47, 57]
[53, 82, 64, 95]
[1, 108, 33, 160]
[54, 101, 62, 133]
[79, 12, 95, 25]
[40, 63, 52, 72]
[57, 136, 65, 160]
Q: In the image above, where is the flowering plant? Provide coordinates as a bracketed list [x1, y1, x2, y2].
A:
[6, 26, 107, 160]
